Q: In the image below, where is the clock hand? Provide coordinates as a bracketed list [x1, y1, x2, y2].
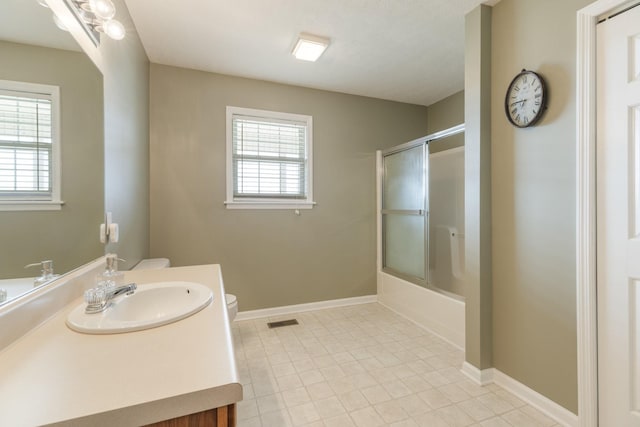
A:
[511, 100, 525, 106]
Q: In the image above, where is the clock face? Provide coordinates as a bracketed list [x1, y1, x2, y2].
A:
[505, 70, 546, 128]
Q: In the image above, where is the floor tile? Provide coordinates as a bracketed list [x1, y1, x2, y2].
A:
[361, 384, 393, 405]
[479, 417, 513, 427]
[323, 413, 356, 427]
[390, 419, 420, 427]
[433, 404, 475, 426]
[260, 408, 293, 427]
[382, 379, 413, 399]
[412, 411, 450, 427]
[237, 415, 262, 427]
[457, 398, 495, 422]
[418, 387, 453, 409]
[232, 304, 562, 427]
[282, 387, 312, 408]
[374, 399, 410, 423]
[339, 389, 370, 412]
[350, 406, 386, 427]
[277, 373, 303, 391]
[313, 395, 346, 419]
[256, 392, 286, 414]
[288, 402, 321, 426]
[237, 398, 259, 420]
[307, 381, 335, 400]
[299, 369, 325, 386]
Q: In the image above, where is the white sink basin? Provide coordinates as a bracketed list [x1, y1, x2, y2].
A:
[66, 281, 213, 334]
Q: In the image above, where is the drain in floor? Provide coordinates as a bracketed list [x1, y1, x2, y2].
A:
[267, 319, 299, 328]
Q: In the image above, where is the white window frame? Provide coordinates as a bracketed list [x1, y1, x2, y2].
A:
[225, 106, 315, 210]
[0, 79, 62, 211]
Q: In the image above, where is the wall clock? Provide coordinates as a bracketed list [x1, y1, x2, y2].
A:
[504, 69, 547, 128]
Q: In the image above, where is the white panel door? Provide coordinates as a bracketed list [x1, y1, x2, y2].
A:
[597, 5, 640, 426]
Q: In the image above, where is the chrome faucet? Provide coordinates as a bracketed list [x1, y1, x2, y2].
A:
[84, 283, 137, 314]
[107, 283, 137, 299]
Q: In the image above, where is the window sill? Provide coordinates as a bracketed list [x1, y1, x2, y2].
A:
[0, 200, 64, 211]
[224, 200, 316, 210]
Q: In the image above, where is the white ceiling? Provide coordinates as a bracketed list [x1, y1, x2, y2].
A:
[123, 0, 495, 106]
[0, 0, 80, 52]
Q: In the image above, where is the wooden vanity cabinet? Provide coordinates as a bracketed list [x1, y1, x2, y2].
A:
[144, 403, 236, 427]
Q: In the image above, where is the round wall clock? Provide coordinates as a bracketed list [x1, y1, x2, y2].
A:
[504, 69, 547, 128]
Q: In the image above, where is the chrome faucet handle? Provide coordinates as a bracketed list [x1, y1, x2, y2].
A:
[84, 288, 107, 314]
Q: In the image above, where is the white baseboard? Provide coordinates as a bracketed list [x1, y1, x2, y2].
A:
[460, 362, 493, 386]
[235, 295, 378, 321]
[460, 365, 578, 427]
[492, 369, 578, 427]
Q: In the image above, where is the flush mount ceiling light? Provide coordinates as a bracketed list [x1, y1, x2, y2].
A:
[292, 33, 330, 62]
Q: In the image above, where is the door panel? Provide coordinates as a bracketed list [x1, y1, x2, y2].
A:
[597, 5, 640, 425]
[381, 144, 427, 282]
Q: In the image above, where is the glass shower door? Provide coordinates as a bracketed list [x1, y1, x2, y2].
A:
[382, 143, 427, 283]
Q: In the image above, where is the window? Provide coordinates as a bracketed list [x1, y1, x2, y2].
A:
[0, 80, 61, 211]
[225, 106, 314, 209]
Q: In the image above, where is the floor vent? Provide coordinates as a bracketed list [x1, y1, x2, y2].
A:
[267, 319, 299, 329]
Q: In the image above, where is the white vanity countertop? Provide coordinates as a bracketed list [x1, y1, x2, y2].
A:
[0, 265, 242, 427]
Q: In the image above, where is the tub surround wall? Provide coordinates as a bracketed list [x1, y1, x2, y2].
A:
[426, 90, 465, 154]
[149, 64, 429, 311]
[429, 147, 465, 296]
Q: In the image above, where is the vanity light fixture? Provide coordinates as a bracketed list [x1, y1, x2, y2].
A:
[52, 13, 69, 31]
[37, 0, 126, 43]
[292, 33, 330, 62]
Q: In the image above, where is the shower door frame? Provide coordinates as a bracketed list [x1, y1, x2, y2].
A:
[381, 137, 429, 287]
[380, 124, 465, 296]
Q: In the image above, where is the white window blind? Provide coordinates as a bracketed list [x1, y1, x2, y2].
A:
[0, 87, 56, 201]
[226, 106, 314, 209]
[232, 114, 307, 199]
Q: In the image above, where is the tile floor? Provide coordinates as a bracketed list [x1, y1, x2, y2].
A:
[231, 303, 562, 427]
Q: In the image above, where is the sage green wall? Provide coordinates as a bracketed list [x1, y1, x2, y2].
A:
[0, 41, 103, 278]
[465, 4, 493, 371]
[102, 0, 150, 269]
[491, 0, 592, 413]
[149, 64, 429, 311]
[427, 91, 465, 153]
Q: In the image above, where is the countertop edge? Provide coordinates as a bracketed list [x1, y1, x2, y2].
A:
[0, 264, 243, 427]
[46, 383, 243, 427]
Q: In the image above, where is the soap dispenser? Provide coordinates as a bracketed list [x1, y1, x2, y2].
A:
[97, 253, 125, 288]
[24, 260, 59, 287]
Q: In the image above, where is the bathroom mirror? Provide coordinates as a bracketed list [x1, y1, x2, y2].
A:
[0, 0, 104, 304]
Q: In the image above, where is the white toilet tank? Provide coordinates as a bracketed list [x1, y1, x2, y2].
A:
[132, 258, 170, 270]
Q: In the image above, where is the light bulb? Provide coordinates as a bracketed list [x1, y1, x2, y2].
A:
[52, 14, 69, 31]
[89, 0, 116, 20]
[103, 19, 125, 40]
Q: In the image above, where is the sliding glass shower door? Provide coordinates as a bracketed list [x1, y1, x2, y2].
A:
[381, 142, 428, 284]
[381, 124, 465, 298]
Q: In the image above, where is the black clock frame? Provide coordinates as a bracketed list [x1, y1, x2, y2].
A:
[504, 69, 548, 128]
